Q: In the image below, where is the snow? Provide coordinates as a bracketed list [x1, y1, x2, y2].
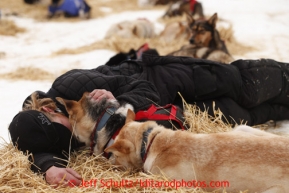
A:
[1, 0, 289, 142]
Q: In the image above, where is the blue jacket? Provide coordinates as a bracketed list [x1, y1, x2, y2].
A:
[49, 0, 91, 17]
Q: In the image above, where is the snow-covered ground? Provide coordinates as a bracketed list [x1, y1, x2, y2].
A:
[1, 0, 289, 142]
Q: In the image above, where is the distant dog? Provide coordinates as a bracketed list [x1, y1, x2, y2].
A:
[105, 19, 156, 39]
[163, 0, 204, 20]
[105, 109, 289, 193]
[168, 13, 234, 64]
[56, 92, 134, 156]
[159, 20, 192, 43]
[138, 0, 178, 7]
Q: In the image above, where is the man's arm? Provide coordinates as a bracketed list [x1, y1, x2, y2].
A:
[49, 69, 160, 111]
[32, 152, 82, 187]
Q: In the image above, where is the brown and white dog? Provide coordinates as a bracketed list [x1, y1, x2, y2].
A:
[168, 13, 234, 64]
[105, 109, 289, 193]
[56, 92, 134, 156]
[56, 92, 185, 157]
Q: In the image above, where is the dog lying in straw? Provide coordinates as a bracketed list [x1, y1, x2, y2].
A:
[56, 92, 185, 157]
[168, 13, 234, 64]
[56, 92, 134, 156]
[104, 109, 289, 193]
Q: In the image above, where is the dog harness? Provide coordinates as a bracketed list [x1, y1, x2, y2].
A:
[190, 0, 197, 12]
[135, 104, 187, 130]
[96, 104, 186, 158]
[102, 128, 121, 158]
[141, 127, 159, 163]
[90, 107, 116, 155]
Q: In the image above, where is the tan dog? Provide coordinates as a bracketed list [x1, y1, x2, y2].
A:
[105, 19, 156, 39]
[159, 20, 192, 43]
[56, 92, 134, 156]
[105, 109, 289, 192]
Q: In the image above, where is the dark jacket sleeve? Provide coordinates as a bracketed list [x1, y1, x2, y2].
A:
[31, 153, 68, 173]
[48, 68, 160, 111]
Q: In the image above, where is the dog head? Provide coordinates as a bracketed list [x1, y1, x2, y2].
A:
[56, 92, 120, 146]
[188, 13, 218, 47]
[104, 109, 146, 169]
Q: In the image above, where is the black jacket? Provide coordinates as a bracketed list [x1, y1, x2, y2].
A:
[35, 54, 289, 125]
[14, 54, 289, 174]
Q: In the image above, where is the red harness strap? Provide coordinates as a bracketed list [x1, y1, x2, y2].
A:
[135, 104, 186, 130]
[142, 133, 158, 163]
[190, 0, 197, 12]
[102, 128, 121, 158]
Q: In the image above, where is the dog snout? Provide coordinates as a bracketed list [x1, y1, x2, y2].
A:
[189, 38, 195, 44]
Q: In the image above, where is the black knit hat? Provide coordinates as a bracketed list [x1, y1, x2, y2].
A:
[8, 110, 79, 154]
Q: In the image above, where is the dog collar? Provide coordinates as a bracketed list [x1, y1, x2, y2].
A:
[90, 107, 116, 155]
[141, 127, 158, 162]
[102, 128, 121, 159]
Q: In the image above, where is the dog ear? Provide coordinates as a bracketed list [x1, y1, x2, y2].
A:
[56, 97, 76, 113]
[125, 109, 136, 124]
[104, 139, 133, 155]
[208, 13, 218, 29]
[186, 12, 195, 25]
[132, 26, 138, 37]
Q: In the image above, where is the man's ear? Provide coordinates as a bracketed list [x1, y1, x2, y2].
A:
[41, 106, 55, 113]
[104, 139, 134, 155]
[125, 109, 135, 124]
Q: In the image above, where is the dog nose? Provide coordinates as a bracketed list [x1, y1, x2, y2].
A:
[189, 38, 195, 44]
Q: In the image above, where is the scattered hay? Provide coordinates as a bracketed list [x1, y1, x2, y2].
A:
[0, 0, 49, 20]
[0, 19, 26, 36]
[0, 102, 236, 193]
[184, 102, 232, 134]
[54, 36, 189, 56]
[0, 140, 50, 193]
[0, 67, 56, 81]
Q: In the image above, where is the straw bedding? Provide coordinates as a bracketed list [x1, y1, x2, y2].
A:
[0, 19, 26, 36]
[0, 67, 57, 81]
[0, 103, 245, 193]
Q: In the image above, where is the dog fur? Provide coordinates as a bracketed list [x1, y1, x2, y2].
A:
[105, 19, 156, 39]
[159, 20, 192, 43]
[56, 92, 134, 155]
[168, 13, 234, 64]
[105, 109, 289, 192]
[138, 0, 178, 7]
[162, 0, 204, 20]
